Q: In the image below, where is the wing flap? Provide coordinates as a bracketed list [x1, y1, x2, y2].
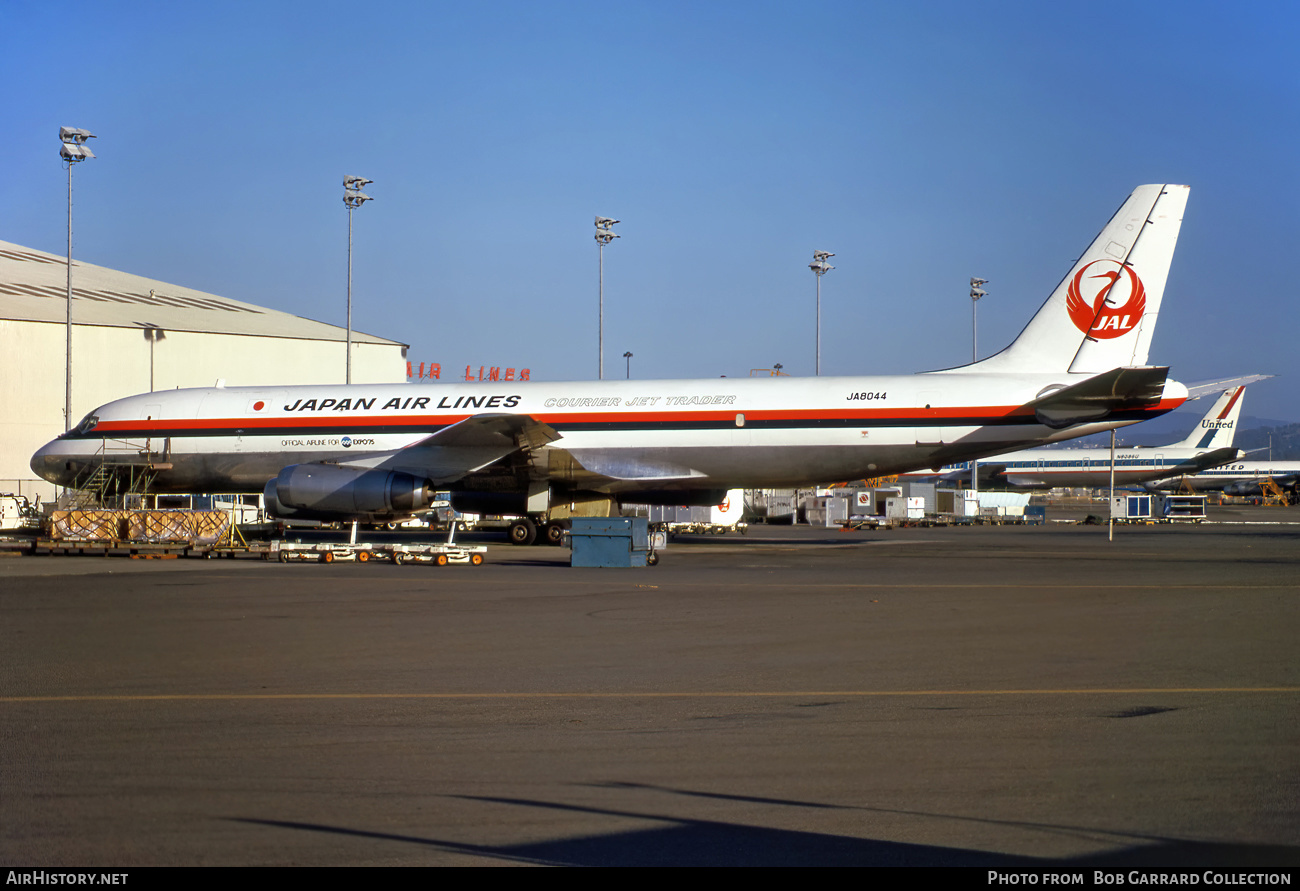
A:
[566, 449, 707, 482]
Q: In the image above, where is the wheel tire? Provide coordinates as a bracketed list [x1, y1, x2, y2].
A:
[543, 523, 565, 546]
[508, 518, 537, 546]
[322, 551, 334, 564]
[470, 553, 484, 566]
[436, 554, 449, 567]
[279, 550, 289, 563]
[646, 552, 659, 566]
[358, 551, 370, 563]
[393, 552, 406, 566]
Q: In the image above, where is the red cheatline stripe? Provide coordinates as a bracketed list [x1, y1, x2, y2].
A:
[87, 397, 1184, 435]
[1217, 386, 1244, 420]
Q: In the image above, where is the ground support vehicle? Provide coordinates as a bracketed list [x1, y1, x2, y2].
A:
[268, 521, 486, 565]
[268, 539, 485, 565]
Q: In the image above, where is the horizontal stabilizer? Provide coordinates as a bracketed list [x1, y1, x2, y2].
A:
[1028, 366, 1170, 429]
[1184, 374, 1272, 400]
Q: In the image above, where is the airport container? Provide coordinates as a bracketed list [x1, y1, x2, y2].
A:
[648, 505, 693, 524]
[1158, 494, 1206, 521]
[936, 489, 980, 518]
[570, 516, 654, 567]
[1111, 495, 1153, 521]
[885, 496, 925, 521]
[977, 491, 1031, 519]
[824, 494, 851, 526]
[760, 489, 797, 521]
[898, 481, 937, 515]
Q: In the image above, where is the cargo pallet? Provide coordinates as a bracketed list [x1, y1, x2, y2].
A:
[34, 539, 212, 558]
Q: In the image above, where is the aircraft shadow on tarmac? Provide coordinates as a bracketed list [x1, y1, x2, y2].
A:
[232, 787, 1300, 867]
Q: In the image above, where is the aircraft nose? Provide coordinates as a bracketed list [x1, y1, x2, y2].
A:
[30, 439, 73, 485]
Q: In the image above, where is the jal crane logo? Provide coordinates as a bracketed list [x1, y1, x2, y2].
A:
[1065, 259, 1146, 339]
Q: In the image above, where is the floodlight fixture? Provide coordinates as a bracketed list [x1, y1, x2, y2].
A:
[59, 127, 96, 161]
[143, 319, 166, 392]
[623, 351, 633, 379]
[595, 216, 620, 247]
[344, 175, 373, 212]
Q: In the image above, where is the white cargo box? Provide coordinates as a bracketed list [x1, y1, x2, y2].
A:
[937, 489, 980, 517]
[1111, 495, 1153, 520]
[885, 496, 925, 520]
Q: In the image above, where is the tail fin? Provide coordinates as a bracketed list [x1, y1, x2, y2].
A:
[971, 184, 1189, 374]
[1170, 386, 1246, 450]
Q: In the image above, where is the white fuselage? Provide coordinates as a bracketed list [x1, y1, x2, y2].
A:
[32, 373, 1187, 498]
[1148, 461, 1300, 492]
[912, 446, 1237, 489]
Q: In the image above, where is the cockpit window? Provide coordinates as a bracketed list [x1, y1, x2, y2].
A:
[73, 413, 99, 435]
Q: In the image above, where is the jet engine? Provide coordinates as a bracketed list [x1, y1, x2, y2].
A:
[263, 464, 436, 521]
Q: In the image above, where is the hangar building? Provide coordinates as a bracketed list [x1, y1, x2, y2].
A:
[0, 239, 409, 500]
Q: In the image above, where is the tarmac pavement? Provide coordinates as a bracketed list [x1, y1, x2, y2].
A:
[1, 507, 1297, 866]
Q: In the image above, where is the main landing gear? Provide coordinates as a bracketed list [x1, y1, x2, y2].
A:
[508, 517, 537, 546]
[507, 517, 567, 547]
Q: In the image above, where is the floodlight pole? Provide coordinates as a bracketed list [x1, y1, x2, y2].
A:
[66, 161, 74, 430]
[595, 217, 620, 380]
[969, 278, 989, 498]
[343, 176, 373, 385]
[346, 205, 352, 383]
[809, 252, 834, 375]
[970, 278, 988, 363]
[599, 243, 603, 379]
[623, 351, 633, 380]
[60, 127, 95, 433]
[1109, 429, 1116, 542]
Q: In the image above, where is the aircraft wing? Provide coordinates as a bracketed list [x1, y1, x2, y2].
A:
[1029, 366, 1170, 429]
[1184, 374, 1273, 400]
[1175, 447, 1244, 475]
[344, 413, 561, 484]
[1143, 447, 1244, 483]
[933, 463, 1008, 486]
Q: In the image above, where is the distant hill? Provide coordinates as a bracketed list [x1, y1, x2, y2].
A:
[1237, 422, 1300, 461]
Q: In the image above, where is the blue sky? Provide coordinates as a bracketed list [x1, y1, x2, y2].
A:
[6, 0, 1298, 420]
